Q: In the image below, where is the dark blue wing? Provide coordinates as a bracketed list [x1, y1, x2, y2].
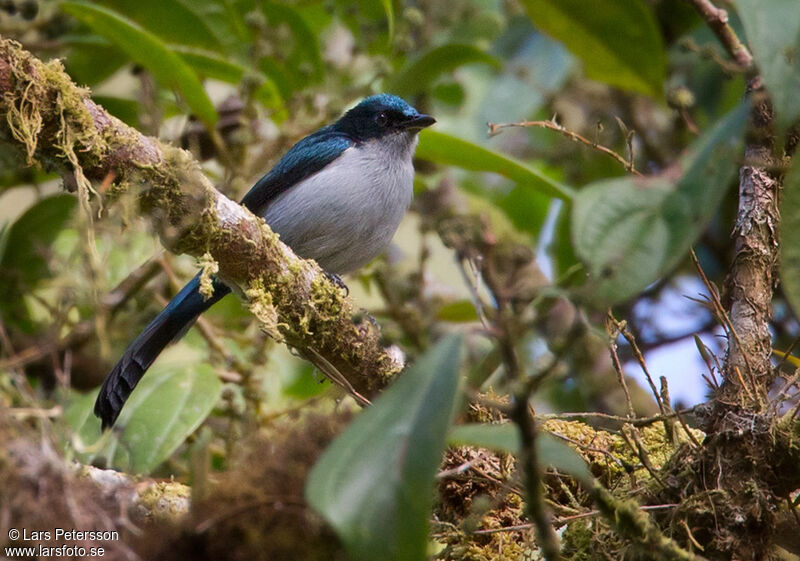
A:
[94, 273, 230, 429]
[95, 128, 354, 429]
[239, 128, 354, 212]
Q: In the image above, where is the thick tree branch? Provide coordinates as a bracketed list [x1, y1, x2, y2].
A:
[0, 38, 400, 401]
[721, 92, 780, 406]
[687, 0, 778, 409]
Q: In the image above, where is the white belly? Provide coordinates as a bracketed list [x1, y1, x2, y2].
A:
[261, 138, 415, 273]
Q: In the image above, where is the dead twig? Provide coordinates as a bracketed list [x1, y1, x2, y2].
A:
[488, 118, 642, 176]
[685, 0, 753, 70]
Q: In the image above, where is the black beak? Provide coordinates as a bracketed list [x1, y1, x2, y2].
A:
[403, 114, 436, 130]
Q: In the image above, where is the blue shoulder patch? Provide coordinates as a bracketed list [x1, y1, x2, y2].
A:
[240, 128, 353, 212]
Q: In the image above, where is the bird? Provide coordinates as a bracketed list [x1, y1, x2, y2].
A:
[94, 94, 435, 429]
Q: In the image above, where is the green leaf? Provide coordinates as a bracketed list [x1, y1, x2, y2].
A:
[261, 1, 324, 85]
[780, 161, 800, 318]
[551, 201, 581, 282]
[379, 0, 394, 41]
[62, 35, 128, 86]
[93, 96, 140, 126]
[61, 1, 218, 127]
[494, 184, 552, 237]
[0, 195, 77, 331]
[449, 422, 520, 453]
[733, 0, 800, 133]
[448, 423, 592, 482]
[0, 194, 76, 287]
[416, 129, 574, 200]
[572, 104, 747, 305]
[174, 47, 284, 109]
[437, 300, 479, 322]
[522, 0, 665, 97]
[206, 0, 253, 46]
[306, 335, 463, 561]
[0, 222, 8, 265]
[91, 0, 225, 51]
[386, 44, 501, 98]
[65, 363, 222, 474]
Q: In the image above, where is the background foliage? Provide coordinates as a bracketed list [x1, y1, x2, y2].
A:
[1, 0, 799, 559]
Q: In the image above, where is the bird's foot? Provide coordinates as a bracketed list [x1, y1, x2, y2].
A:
[324, 271, 349, 295]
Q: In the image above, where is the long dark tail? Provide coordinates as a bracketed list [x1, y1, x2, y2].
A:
[94, 273, 231, 429]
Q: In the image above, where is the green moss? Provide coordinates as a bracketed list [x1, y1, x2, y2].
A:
[198, 252, 219, 300]
[309, 274, 345, 322]
[561, 520, 594, 561]
[245, 277, 285, 341]
[136, 481, 191, 521]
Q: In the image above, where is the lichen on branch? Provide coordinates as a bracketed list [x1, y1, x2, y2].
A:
[0, 37, 400, 400]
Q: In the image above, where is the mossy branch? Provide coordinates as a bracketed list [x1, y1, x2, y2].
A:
[587, 483, 708, 561]
[0, 37, 400, 401]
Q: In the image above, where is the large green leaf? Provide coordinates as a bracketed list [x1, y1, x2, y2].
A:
[306, 335, 463, 561]
[261, 1, 323, 85]
[379, 0, 394, 41]
[91, 0, 225, 51]
[0, 194, 76, 288]
[522, 0, 665, 97]
[733, 0, 800, 133]
[93, 96, 140, 126]
[572, 104, 747, 305]
[386, 44, 501, 98]
[0, 195, 77, 331]
[780, 161, 800, 318]
[62, 35, 128, 86]
[174, 47, 284, 110]
[448, 423, 592, 482]
[416, 130, 574, 200]
[61, 1, 218, 127]
[65, 363, 222, 474]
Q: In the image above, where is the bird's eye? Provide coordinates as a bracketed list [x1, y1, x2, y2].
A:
[375, 112, 389, 127]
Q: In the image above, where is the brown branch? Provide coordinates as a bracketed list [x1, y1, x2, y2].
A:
[0, 258, 161, 372]
[686, 0, 753, 70]
[715, 91, 779, 409]
[0, 38, 400, 401]
[488, 119, 643, 176]
[587, 482, 708, 561]
[509, 396, 562, 561]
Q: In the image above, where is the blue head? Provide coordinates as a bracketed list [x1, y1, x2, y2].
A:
[333, 94, 435, 141]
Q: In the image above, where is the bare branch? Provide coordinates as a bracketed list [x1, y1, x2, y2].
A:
[686, 0, 753, 70]
[488, 118, 642, 176]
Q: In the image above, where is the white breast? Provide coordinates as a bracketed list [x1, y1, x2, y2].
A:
[261, 133, 417, 274]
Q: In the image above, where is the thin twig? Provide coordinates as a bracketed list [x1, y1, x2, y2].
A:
[674, 408, 703, 448]
[548, 431, 627, 471]
[535, 407, 699, 427]
[0, 258, 161, 371]
[685, 0, 753, 69]
[588, 482, 708, 561]
[690, 249, 755, 383]
[610, 313, 667, 415]
[620, 427, 667, 489]
[488, 118, 643, 176]
[605, 318, 636, 419]
[509, 394, 562, 561]
[7, 406, 62, 419]
[456, 257, 493, 333]
[774, 334, 800, 372]
[678, 37, 745, 75]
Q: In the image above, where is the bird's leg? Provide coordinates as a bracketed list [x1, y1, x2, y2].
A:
[324, 271, 349, 296]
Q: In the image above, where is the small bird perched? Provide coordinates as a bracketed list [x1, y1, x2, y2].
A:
[94, 94, 434, 429]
